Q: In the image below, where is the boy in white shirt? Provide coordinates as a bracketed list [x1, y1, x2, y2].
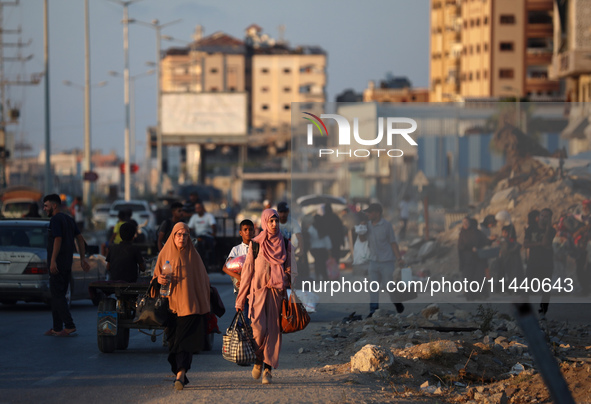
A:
[222, 220, 255, 316]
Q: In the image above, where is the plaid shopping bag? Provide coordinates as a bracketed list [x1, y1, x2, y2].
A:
[222, 310, 257, 365]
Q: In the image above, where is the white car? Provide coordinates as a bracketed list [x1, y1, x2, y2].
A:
[91, 203, 111, 228]
[106, 200, 157, 231]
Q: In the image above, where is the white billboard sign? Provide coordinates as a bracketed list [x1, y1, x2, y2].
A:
[162, 93, 247, 137]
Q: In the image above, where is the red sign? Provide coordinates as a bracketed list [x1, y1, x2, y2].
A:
[119, 163, 139, 174]
[83, 171, 99, 182]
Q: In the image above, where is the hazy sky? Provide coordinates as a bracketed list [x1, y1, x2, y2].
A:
[6, 0, 429, 160]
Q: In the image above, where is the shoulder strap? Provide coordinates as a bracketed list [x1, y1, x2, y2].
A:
[252, 241, 259, 260]
[252, 238, 289, 261]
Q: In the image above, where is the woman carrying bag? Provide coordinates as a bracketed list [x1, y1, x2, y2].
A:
[236, 208, 296, 385]
[153, 222, 210, 391]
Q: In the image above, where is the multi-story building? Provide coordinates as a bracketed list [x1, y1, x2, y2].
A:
[430, 0, 462, 102]
[551, 0, 591, 153]
[430, 0, 561, 100]
[161, 29, 245, 93]
[363, 75, 429, 103]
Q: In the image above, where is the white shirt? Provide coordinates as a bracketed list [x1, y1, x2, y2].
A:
[188, 212, 216, 236]
[353, 238, 370, 265]
[227, 242, 249, 260]
[279, 216, 301, 248]
[399, 200, 411, 219]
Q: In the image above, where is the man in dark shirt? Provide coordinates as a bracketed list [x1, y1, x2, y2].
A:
[42, 194, 89, 337]
[157, 201, 184, 252]
[106, 222, 146, 282]
[524, 208, 556, 316]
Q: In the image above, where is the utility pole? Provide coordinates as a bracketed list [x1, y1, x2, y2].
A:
[107, 0, 143, 201]
[0, 0, 41, 189]
[44, 0, 51, 195]
[83, 0, 92, 219]
[132, 18, 181, 197]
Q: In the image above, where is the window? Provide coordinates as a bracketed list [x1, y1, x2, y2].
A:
[476, 44, 481, 53]
[463, 21, 468, 29]
[483, 70, 488, 79]
[484, 43, 489, 52]
[229, 87, 236, 92]
[484, 16, 488, 25]
[499, 69, 514, 79]
[210, 68, 218, 74]
[500, 42, 514, 51]
[500, 15, 515, 24]
[476, 18, 480, 27]
[476, 71, 480, 80]
[261, 87, 269, 93]
[262, 104, 269, 110]
[261, 68, 269, 74]
[283, 87, 291, 93]
[283, 68, 291, 74]
[283, 104, 290, 110]
[469, 72, 473, 81]
[470, 19, 474, 27]
[210, 87, 218, 92]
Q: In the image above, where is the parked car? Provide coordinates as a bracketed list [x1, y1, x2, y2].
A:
[105, 200, 157, 231]
[91, 203, 111, 228]
[0, 218, 107, 305]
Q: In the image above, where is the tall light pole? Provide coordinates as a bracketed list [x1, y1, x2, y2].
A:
[83, 0, 91, 219]
[131, 18, 181, 197]
[107, 0, 143, 201]
[108, 69, 153, 163]
[63, 79, 107, 213]
[44, 0, 51, 195]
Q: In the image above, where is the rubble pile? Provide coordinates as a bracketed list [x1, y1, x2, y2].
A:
[305, 304, 591, 402]
[405, 157, 591, 278]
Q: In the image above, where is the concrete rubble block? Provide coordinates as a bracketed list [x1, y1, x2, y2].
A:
[350, 344, 394, 373]
[453, 309, 470, 321]
[418, 240, 437, 259]
[421, 304, 440, 319]
[420, 381, 438, 394]
[490, 187, 518, 205]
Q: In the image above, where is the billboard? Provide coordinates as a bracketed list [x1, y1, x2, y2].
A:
[162, 93, 247, 140]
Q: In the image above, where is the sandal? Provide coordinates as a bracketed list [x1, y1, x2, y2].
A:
[55, 328, 77, 337]
[43, 329, 58, 336]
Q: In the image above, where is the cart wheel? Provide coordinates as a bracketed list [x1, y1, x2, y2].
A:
[97, 298, 117, 353]
[116, 328, 130, 350]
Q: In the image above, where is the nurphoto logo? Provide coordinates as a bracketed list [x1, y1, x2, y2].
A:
[303, 112, 418, 158]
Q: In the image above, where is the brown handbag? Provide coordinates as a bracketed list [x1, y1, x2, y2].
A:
[281, 289, 311, 333]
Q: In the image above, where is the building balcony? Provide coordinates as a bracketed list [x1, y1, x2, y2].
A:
[526, 0, 553, 11]
[552, 49, 591, 79]
[526, 48, 553, 65]
[525, 77, 560, 93]
[526, 23, 553, 38]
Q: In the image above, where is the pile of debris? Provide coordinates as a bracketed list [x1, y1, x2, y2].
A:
[403, 155, 591, 279]
[303, 303, 591, 403]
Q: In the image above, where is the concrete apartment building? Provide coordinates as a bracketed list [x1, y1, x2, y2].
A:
[363, 76, 429, 103]
[161, 30, 246, 93]
[551, 0, 591, 153]
[430, 0, 462, 102]
[430, 0, 561, 101]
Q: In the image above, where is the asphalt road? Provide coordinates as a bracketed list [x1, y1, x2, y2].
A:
[1, 271, 590, 404]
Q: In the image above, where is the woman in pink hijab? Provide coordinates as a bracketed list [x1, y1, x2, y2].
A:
[236, 208, 296, 385]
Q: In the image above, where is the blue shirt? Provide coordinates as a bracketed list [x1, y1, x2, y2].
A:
[367, 218, 397, 262]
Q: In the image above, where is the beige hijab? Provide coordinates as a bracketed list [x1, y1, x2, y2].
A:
[153, 222, 210, 316]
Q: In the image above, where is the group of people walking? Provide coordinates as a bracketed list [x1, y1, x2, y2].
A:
[458, 203, 591, 317]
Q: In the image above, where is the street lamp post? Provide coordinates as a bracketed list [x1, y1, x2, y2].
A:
[131, 18, 181, 197]
[108, 69, 154, 164]
[107, 0, 143, 201]
[63, 79, 107, 209]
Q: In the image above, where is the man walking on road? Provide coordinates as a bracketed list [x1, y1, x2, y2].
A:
[364, 202, 405, 317]
[42, 194, 90, 337]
